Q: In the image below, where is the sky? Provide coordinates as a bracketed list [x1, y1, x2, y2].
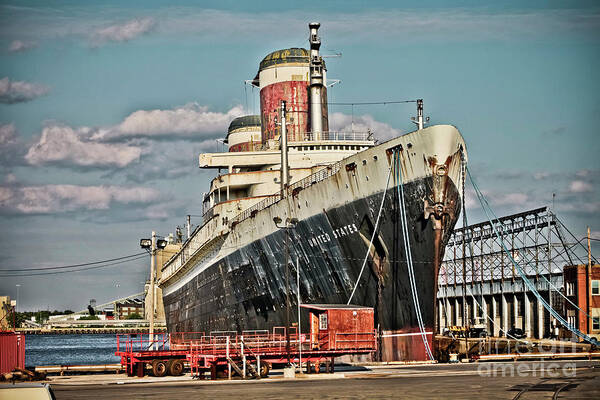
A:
[0, 1, 598, 311]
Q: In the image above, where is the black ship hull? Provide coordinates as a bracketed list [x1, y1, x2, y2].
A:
[163, 175, 461, 360]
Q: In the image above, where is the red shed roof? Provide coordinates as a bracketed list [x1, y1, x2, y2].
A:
[300, 304, 372, 311]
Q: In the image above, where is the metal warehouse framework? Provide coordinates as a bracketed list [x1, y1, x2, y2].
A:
[437, 207, 596, 339]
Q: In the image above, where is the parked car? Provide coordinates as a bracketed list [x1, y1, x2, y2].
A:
[0, 383, 56, 400]
[506, 327, 526, 339]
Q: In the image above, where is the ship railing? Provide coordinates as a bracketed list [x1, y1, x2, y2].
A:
[230, 161, 342, 226]
[300, 130, 373, 142]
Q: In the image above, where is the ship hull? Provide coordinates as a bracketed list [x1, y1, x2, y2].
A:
[163, 178, 460, 360]
[161, 124, 466, 361]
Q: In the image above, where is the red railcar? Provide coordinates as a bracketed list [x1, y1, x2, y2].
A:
[0, 331, 25, 374]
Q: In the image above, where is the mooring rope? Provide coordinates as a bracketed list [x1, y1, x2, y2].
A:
[395, 150, 434, 360]
[346, 158, 394, 305]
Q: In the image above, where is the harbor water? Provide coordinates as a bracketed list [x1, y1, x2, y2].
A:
[25, 334, 120, 367]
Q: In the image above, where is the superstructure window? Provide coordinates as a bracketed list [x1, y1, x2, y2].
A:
[593, 280, 600, 296]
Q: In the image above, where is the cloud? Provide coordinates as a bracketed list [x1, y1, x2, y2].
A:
[93, 103, 245, 141]
[151, 8, 600, 43]
[0, 123, 27, 170]
[25, 124, 141, 168]
[541, 126, 566, 138]
[115, 138, 217, 183]
[490, 192, 530, 207]
[329, 112, 400, 141]
[0, 184, 161, 215]
[0, 123, 17, 146]
[569, 180, 594, 193]
[8, 40, 36, 52]
[22, 103, 239, 172]
[92, 17, 155, 45]
[0, 77, 49, 104]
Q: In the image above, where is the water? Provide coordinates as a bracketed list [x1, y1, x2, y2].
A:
[25, 334, 120, 367]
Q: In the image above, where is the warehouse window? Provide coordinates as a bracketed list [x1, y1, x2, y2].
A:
[593, 317, 600, 331]
[319, 313, 328, 330]
[592, 280, 600, 296]
[567, 309, 576, 328]
[566, 282, 575, 296]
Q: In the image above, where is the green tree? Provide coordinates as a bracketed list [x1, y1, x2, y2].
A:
[126, 312, 143, 320]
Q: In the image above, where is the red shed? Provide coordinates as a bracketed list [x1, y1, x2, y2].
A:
[300, 304, 374, 351]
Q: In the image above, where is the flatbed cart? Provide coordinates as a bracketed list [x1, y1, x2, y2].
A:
[187, 327, 377, 379]
[188, 304, 377, 380]
[115, 332, 205, 377]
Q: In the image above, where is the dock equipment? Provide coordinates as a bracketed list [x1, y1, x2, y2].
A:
[115, 332, 204, 377]
[115, 304, 377, 379]
[187, 327, 376, 379]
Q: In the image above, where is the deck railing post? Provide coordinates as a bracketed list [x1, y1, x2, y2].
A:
[241, 336, 246, 379]
[227, 336, 231, 380]
[257, 355, 261, 379]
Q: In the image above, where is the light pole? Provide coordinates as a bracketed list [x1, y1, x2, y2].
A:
[273, 216, 298, 367]
[15, 284, 21, 313]
[140, 233, 167, 349]
[296, 257, 302, 373]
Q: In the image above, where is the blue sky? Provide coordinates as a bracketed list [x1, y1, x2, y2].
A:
[0, 1, 598, 311]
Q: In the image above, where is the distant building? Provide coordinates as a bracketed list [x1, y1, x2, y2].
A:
[563, 264, 600, 340]
[115, 299, 144, 320]
[0, 296, 14, 330]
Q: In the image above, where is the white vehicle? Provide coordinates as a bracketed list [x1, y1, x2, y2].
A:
[0, 383, 56, 400]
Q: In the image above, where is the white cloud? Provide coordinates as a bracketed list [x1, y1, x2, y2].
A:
[0, 77, 49, 104]
[0, 123, 27, 170]
[154, 8, 600, 43]
[569, 180, 593, 193]
[0, 123, 17, 146]
[93, 18, 155, 44]
[492, 192, 529, 206]
[533, 172, 551, 180]
[25, 124, 141, 168]
[8, 40, 36, 52]
[94, 103, 245, 141]
[329, 112, 400, 141]
[23, 103, 239, 172]
[0, 184, 161, 214]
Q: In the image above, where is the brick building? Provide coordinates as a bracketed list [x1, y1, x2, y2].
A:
[563, 264, 600, 339]
[114, 299, 144, 320]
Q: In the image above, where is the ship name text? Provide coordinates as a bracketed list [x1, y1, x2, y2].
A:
[307, 223, 359, 247]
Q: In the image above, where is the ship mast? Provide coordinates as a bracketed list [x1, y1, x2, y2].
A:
[309, 22, 324, 140]
[280, 100, 289, 198]
[412, 99, 429, 130]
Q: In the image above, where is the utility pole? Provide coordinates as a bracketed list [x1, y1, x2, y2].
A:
[150, 231, 156, 348]
[587, 226, 592, 334]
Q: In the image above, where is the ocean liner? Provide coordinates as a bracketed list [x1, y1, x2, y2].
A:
[158, 23, 467, 361]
